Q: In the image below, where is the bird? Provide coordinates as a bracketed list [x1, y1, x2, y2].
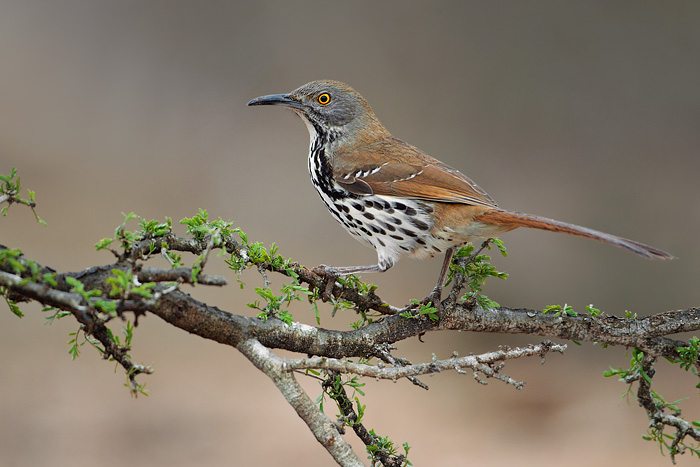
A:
[247, 80, 673, 305]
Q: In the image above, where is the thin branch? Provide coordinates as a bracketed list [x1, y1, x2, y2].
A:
[0, 270, 92, 322]
[375, 344, 429, 389]
[0, 269, 152, 392]
[138, 267, 227, 286]
[126, 234, 393, 313]
[322, 370, 407, 467]
[237, 339, 364, 467]
[284, 341, 566, 389]
[446, 239, 492, 305]
[637, 354, 700, 464]
[439, 304, 696, 362]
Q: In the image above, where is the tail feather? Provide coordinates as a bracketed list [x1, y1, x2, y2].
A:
[477, 210, 675, 260]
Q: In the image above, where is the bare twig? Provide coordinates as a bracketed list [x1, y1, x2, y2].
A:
[375, 344, 429, 389]
[284, 341, 566, 388]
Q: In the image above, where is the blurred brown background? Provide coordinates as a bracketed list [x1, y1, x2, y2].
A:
[1, 1, 699, 466]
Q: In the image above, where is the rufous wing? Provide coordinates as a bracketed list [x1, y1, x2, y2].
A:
[333, 137, 498, 209]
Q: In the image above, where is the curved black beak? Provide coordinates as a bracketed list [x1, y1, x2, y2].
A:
[247, 93, 303, 110]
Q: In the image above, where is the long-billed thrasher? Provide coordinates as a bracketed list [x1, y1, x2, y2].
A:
[248, 80, 673, 304]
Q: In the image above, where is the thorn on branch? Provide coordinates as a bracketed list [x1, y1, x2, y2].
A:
[376, 344, 428, 390]
[287, 342, 566, 391]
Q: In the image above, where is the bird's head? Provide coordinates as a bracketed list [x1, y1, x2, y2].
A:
[247, 80, 388, 143]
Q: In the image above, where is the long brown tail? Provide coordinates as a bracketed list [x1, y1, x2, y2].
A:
[477, 210, 675, 260]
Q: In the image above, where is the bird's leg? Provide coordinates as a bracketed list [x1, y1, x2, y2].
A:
[422, 247, 455, 311]
[311, 264, 387, 301]
[429, 240, 495, 310]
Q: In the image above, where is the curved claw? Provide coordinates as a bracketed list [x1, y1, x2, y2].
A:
[311, 264, 339, 302]
[311, 264, 333, 277]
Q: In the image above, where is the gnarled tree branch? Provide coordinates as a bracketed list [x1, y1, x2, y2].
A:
[2, 232, 698, 466]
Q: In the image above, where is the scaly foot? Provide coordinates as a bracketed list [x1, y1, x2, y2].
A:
[311, 264, 339, 302]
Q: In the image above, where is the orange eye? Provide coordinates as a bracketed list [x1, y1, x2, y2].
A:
[317, 93, 331, 105]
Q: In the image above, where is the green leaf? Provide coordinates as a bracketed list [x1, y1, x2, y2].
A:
[64, 276, 82, 289]
[543, 304, 576, 317]
[41, 272, 57, 287]
[7, 299, 24, 318]
[490, 237, 508, 257]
